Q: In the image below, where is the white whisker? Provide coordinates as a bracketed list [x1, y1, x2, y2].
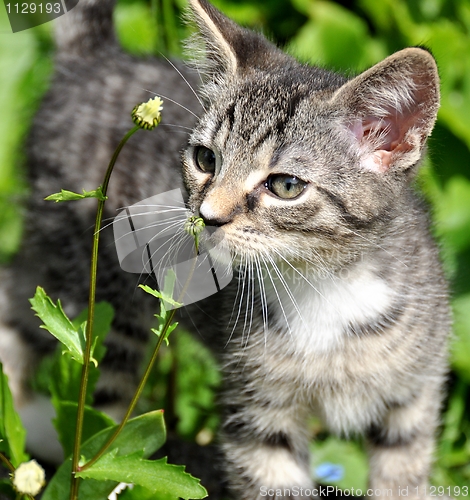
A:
[159, 123, 194, 133]
[254, 255, 269, 338]
[226, 255, 247, 346]
[265, 254, 304, 318]
[271, 248, 333, 307]
[261, 254, 293, 337]
[242, 260, 255, 347]
[347, 228, 408, 268]
[143, 89, 199, 119]
[159, 54, 207, 112]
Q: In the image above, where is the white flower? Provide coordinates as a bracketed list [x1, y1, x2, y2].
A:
[12, 459, 46, 496]
[132, 96, 163, 130]
[108, 482, 134, 500]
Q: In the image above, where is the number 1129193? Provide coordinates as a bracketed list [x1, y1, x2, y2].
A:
[413, 486, 469, 497]
[5, 3, 63, 14]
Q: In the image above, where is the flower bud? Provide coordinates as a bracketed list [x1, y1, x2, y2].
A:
[12, 459, 46, 496]
[131, 96, 163, 130]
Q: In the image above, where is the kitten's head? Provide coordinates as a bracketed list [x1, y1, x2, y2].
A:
[183, 0, 439, 271]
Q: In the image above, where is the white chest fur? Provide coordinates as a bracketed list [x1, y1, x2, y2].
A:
[263, 262, 395, 354]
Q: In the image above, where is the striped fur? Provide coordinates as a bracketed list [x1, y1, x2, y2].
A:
[0, 0, 451, 498]
[183, 1, 450, 498]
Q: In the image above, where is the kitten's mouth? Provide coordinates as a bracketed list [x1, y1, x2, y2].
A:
[198, 225, 226, 247]
[197, 225, 262, 268]
[216, 233, 272, 264]
[195, 216, 273, 263]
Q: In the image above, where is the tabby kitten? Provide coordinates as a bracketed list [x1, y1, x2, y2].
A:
[182, 0, 450, 499]
[0, 0, 450, 498]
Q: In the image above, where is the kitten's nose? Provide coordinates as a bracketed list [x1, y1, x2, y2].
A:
[199, 200, 232, 227]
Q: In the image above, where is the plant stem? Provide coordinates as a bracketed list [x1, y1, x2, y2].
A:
[70, 125, 139, 500]
[0, 452, 15, 473]
[80, 237, 200, 471]
[78, 308, 177, 472]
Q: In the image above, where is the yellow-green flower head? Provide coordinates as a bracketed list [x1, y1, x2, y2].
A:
[12, 459, 46, 496]
[132, 96, 163, 130]
[184, 216, 205, 239]
[184, 216, 205, 252]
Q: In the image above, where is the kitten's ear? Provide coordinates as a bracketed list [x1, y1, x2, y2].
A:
[187, 0, 290, 79]
[333, 48, 440, 174]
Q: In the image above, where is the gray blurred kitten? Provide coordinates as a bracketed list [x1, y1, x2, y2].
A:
[0, 0, 450, 498]
[0, 0, 199, 461]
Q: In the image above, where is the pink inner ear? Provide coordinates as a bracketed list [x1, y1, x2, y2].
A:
[360, 150, 393, 173]
[349, 116, 407, 173]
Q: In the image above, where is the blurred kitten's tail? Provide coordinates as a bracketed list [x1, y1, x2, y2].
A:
[55, 0, 118, 57]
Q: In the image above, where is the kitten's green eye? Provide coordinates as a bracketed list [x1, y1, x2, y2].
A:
[195, 146, 216, 174]
[266, 175, 307, 199]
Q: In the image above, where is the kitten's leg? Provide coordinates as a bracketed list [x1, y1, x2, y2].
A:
[219, 375, 315, 500]
[367, 383, 445, 499]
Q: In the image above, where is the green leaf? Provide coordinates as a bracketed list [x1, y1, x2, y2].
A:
[114, 2, 157, 55]
[0, 478, 16, 498]
[42, 411, 166, 500]
[139, 284, 182, 309]
[173, 331, 220, 439]
[72, 301, 114, 366]
[439, 380, 467, 467]
[451, 294, 470, 383]
[151, 322, 178, 347]
[118, 484, 159, 500]
[29, 287, 84, 364]
[45, 187, 107, 203]
[434, 177, 470, 253]
[0, 8, 48, 262]
[140, 274, 181, 345]
[54, 401, 115, 458]
[162, 269, 178, 305]
[288, 1, 384, 71]
[0, 364, 28, 468]
[35, 300, 114, 424]
[48, 346, 88, 405]
[47, 302, 114, 451]
[77, 452, 207, 500]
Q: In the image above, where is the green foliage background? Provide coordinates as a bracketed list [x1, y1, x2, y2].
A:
[0, 0, 469, 491]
